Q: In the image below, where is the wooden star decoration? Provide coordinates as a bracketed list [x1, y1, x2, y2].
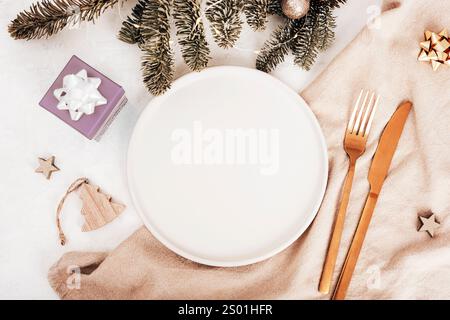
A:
[35, 156, 59, 179]
[418, 213, 441, 237]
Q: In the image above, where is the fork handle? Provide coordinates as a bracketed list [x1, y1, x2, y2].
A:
[332, 192, 379, 300]
[318, 159, 356, 294]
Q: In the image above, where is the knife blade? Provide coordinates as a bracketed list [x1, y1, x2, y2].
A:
[368, 101, 413, 195]
[332, 101, 412, 300]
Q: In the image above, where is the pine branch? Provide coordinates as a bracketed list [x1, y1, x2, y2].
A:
[328, 0, 346, 9]
[243, 0, 269, 31]
[173, 0, 210, 71]
[289, 6, 318, 70]
[290, 0, 344, 70]
[256, 21, 295, 73]
[315, 3, 335, 51]
[205, 0, 243, 49]
[141, 0, 174, 96]
[257, 0, 345, 72]
[267, 0, 283, 16]
[315, 0, 345, 51]
[118, 0, 148, 45]
[9, 0, 122, 40]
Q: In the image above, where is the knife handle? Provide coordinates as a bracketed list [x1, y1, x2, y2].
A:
[332, 191, 379, 300]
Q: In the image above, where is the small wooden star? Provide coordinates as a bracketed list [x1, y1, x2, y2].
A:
[35, 156, 59, 180]
[418, 213, 440, 237]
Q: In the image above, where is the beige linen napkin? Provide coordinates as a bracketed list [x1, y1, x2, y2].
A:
[49, 0, 450, 299]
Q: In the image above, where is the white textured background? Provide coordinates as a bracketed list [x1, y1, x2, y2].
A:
[0, 0, 379, 299]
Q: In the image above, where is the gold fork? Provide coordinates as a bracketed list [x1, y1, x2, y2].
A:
[318, 90, 380, 294]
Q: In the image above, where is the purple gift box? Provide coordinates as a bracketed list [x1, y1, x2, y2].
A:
[39, 55, 127, 140]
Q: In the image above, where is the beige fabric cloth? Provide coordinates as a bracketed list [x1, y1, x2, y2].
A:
[49, 0, 450, 299]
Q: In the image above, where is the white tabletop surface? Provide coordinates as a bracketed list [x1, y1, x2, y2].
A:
[0, 0, 380, 299]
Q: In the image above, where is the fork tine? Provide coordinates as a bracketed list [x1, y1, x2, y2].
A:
[359, 92, 375, 135]
[353, 91, 369, 133]
[348, 90, 364, 131]
[363, 94, 380, 137]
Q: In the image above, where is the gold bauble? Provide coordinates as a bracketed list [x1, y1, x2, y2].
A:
[280, 0, 310, 20]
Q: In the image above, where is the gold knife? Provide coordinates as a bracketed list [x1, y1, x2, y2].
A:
[332, 101, 413, 300]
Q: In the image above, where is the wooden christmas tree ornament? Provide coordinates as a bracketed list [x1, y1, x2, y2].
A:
[79, 182, 126, 232]
[56, 178, 125, 245]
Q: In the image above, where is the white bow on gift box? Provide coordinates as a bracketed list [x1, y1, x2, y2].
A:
[53, 69, 107, 121]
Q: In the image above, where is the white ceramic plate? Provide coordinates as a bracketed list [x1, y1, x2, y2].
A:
[127, 66, 328, 267]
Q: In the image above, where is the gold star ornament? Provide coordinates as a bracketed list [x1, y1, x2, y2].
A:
[35, 156, 59, 179]
[418, 213, 441, 237]
[418, 29, 450, 71]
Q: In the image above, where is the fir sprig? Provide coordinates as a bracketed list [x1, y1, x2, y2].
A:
[118, 0, 148, 45]
[315, 3, 336, 50]
[243, 0, 269, 31]
[173, 0, 210, 71]
[316, 0, 345, 51]
[267, 0, 283, 16]
[205, 0, 243, 48]
[9, 0, 122, 40]
[256, 0, 346, 73]
[10, 0, 346, 95]
[328, 0, 347, 9]
[289, 4, 319, 70]
[141, 0, 174, 96]
[256, 21, 294, 73]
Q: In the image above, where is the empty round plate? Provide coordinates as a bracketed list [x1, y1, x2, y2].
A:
[127, 66, 328, 267]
